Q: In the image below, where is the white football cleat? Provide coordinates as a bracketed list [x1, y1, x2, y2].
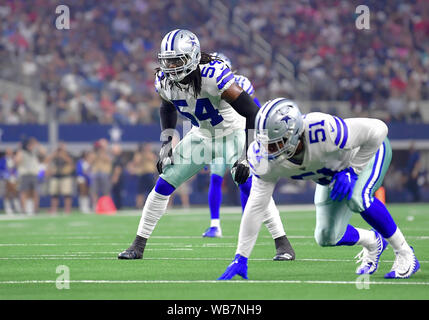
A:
[355, 230, 388, 275]
[384, 246, 420, 279]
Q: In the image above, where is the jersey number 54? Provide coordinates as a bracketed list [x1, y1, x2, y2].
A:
[172, 98, 224, 127]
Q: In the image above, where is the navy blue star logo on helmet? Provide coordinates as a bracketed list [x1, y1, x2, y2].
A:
[282, 115, 291, 124]
[189, 36, 197, 46]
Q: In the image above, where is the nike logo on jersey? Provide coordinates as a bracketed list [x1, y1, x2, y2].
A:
[330, 123, 335, 132]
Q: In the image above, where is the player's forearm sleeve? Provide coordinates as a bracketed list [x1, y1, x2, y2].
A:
[253, 97, 261, 108]
[345, 118, 388, 173]
[229, 91, 259, 130]
[159, 99, 177, 131]
[236, 177, 276, 257]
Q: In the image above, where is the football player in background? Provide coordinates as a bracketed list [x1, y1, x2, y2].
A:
[219, 98, 420, 280]
[118, 29, 294, 261]
[0, 148, 21, 214]
[76, 150, 94, 213]
[203, 52, 262, 238]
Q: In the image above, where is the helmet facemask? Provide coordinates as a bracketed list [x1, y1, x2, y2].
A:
[256, 130, 301, 160]
[159, 52, 197, 82]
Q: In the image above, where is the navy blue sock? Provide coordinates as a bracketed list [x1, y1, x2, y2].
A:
[336, 224, 360, 246]
[360, 197, 397, 239]
[239, 177, 252, 212]
[154, 177, 176, 196]
[208, 174, 223, 220]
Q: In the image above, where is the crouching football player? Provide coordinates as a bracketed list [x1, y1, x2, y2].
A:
[117, 30, 295, 262]
[219, 98, 420, 280]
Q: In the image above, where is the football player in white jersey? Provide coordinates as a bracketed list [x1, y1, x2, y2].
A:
[219, 98, 420, 280]
[118, 30, 294, 261]
[203, 52, 264, 239]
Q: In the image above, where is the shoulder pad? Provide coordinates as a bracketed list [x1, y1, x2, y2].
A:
[234, 74, 255, 95]
[305, 112, 349, 150]
[329, 114, 349, 149]
[201, 61, 235, 95]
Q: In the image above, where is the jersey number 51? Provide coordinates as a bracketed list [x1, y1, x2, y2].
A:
[309, 120, 326, 144]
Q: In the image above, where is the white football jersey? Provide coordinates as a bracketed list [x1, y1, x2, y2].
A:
[155, 60, 246, 138]
[248, 112, 388, 185]
[234, 74, 255, 96]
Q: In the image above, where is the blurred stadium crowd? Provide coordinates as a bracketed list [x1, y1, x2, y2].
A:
[0, 0, 428, 125]
[0, 137, 160, 214]
[234, 0, 429, 121]
[0, 0, 428, 212]
[0, 137, 238, 214]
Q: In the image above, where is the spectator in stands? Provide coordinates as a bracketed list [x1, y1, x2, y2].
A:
[405, 142, 422, 202]
[15, 137, 45, 215]
[99, 91, 116, 123]
[0, 148, 21, 214]
[80, 93, 99, 123]
[76, 150, 94, 213]
[12, 93, 37, 123]
[114, 94, 133, 125]
[0, 94, 14, 123]
[45, 142, 75, 214]
[91, 139, 112, 208]
[128, 143, 157, 209]
[1, 0, 427, 125]
[111, 144, 125, 210]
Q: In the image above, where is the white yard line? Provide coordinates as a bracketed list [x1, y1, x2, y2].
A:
[0, 205, 316, 221]
[0, 256, 427, 264]
[0, 279, 428, 286]
[113, 205, 316, 216]
[1, 233, 429, 246]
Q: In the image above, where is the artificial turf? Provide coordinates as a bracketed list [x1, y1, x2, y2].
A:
[0, 204, 428, 300]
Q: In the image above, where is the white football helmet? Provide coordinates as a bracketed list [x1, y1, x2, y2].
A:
[211, 52, 232, 69]
[255, 98, 304, 159]
[158, 29, 201, 82]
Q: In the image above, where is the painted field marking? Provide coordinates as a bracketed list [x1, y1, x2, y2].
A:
[0, 205, 315, 221]
[0, 279, 428, 286]
[0, 256, 427, 264]
[1, 233, 429, 247]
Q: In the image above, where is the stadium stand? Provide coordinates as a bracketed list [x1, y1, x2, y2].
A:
[0, 0, 428, 211]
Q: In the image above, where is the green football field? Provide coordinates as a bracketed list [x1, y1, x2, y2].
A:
[0, 203, 428, 300]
